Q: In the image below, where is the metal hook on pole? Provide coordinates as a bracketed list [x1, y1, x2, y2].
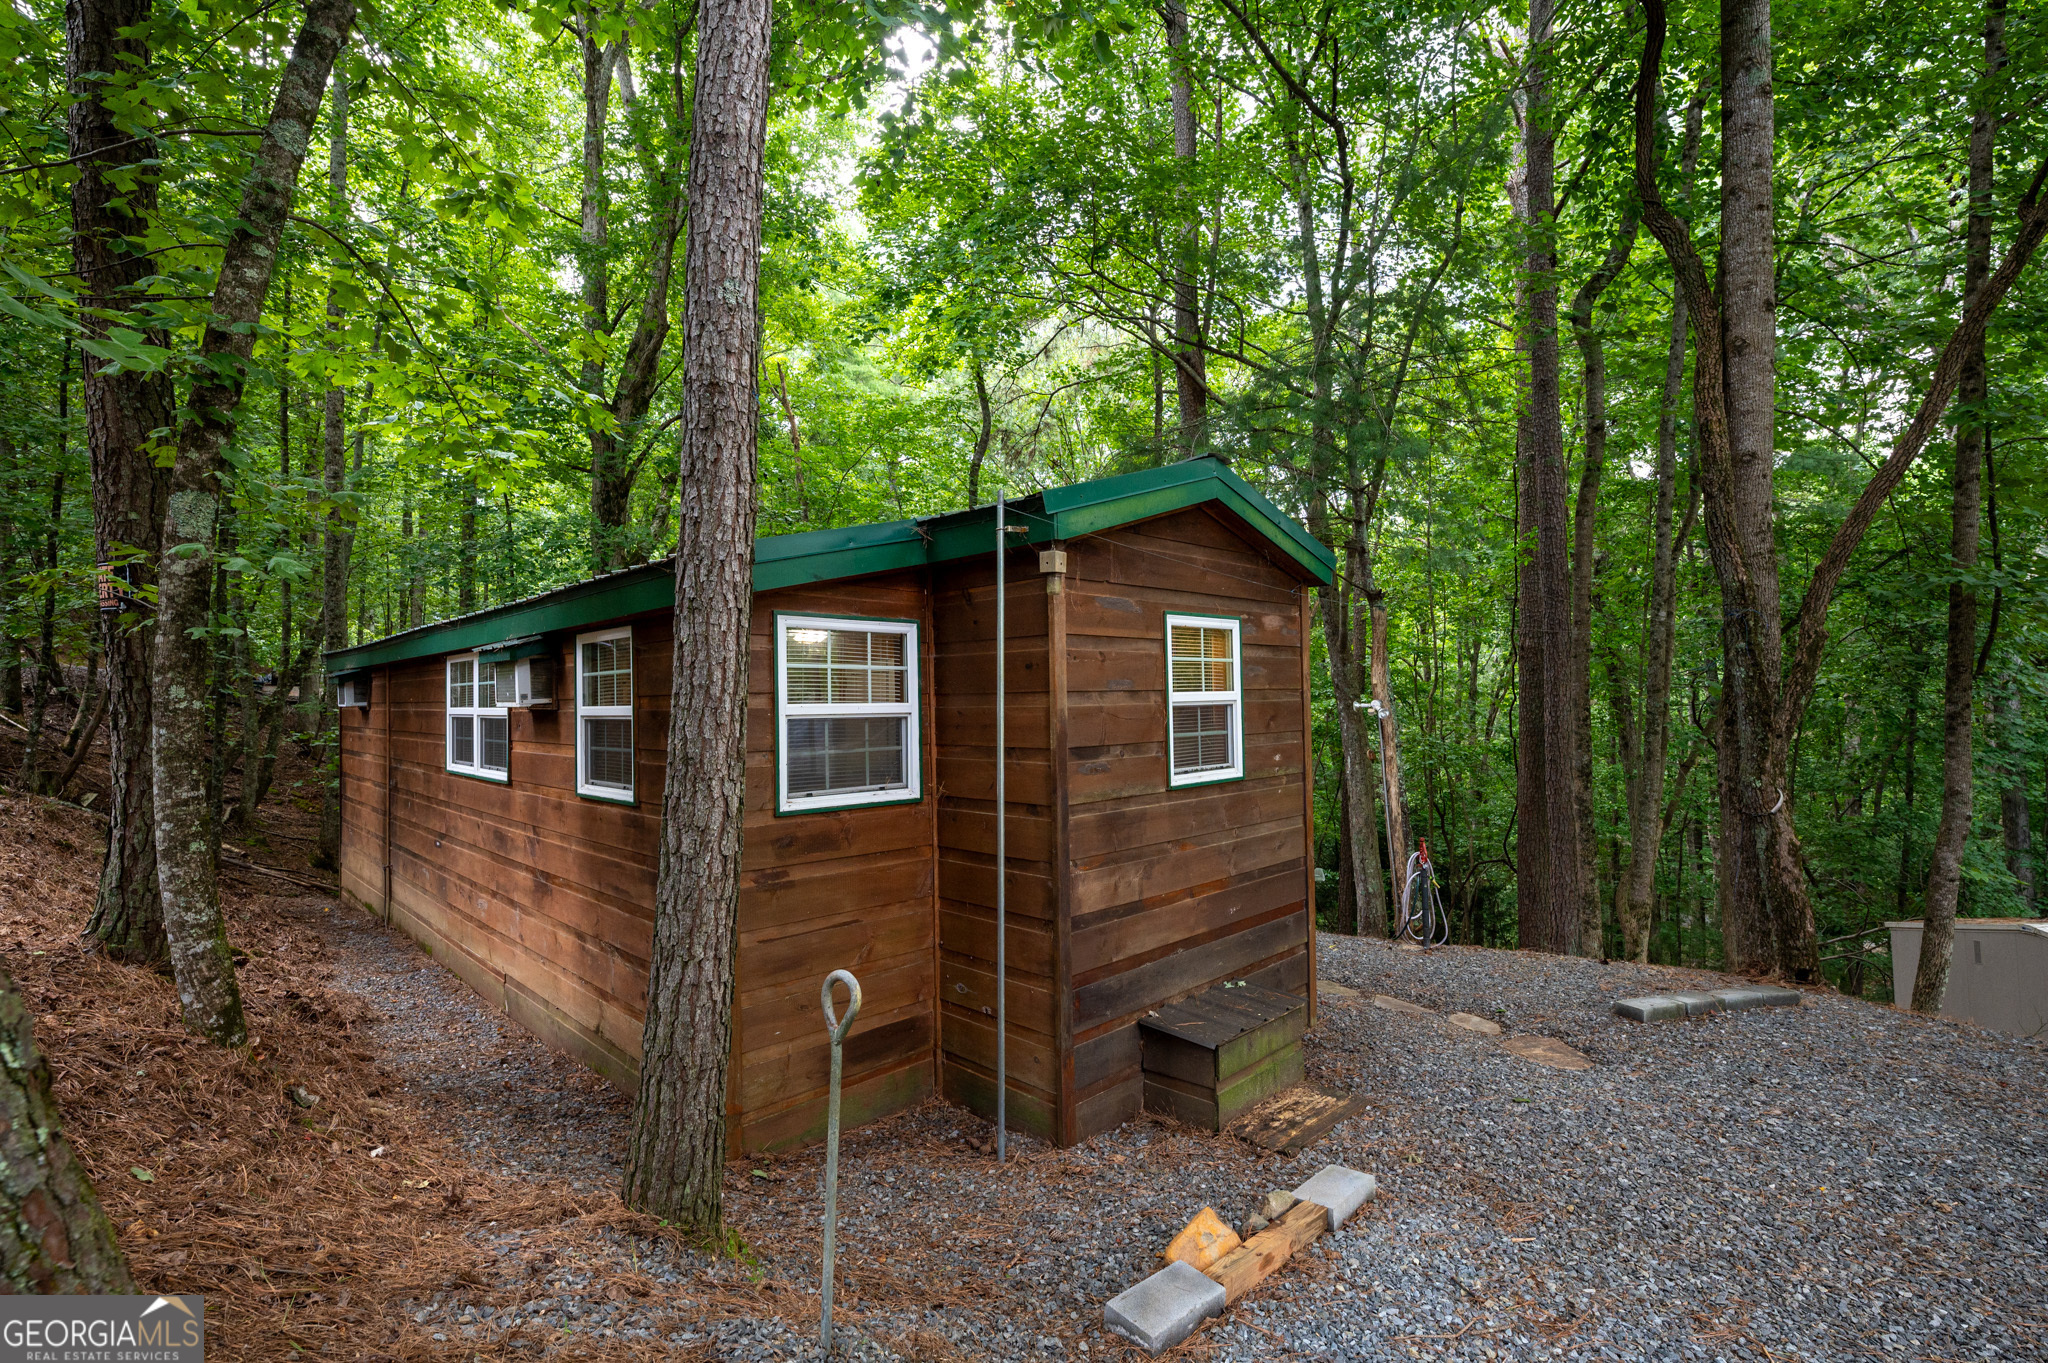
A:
[819, 968, 863, 1357]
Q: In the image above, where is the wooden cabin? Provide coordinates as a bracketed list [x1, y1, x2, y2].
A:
[326, 458, 1335, 1152]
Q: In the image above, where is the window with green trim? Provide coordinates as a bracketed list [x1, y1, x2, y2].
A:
[776, 615, 920, 813]
[1166, 614, 1242, 785]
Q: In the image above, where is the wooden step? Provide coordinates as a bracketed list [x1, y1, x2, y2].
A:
[1139, 982, 1307, 1131]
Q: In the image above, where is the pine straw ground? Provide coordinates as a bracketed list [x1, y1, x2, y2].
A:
[0, 775, 873, 1362]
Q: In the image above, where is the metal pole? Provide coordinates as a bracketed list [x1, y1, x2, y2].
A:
[819, 968, 862, 1357]
[994, 495, 1007, 1163]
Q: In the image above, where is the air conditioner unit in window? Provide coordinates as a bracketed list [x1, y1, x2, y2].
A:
[504, 656, 555, 708]
[335, 675, 370, 709]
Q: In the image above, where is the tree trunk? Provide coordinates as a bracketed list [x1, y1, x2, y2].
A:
[152, 0, 356, 1047]
[18, 454, 66, 792]
[1567, 203, 1638, 957]
[1619, 298, 1693, 961]
[1368, 587, 1407, 894]
[70, 0, 173, 964]
[623, 0, 769, 1235]
[1308, 510, 1386, 938]
[1513, 0, 1582, 955]
[1161, 0, 1207, 453]
[1711, 0, 1787, 978]
[580, 23, 621, 566]
[968, 361, 993, 507]
[1997, 687, 2036, 914]
[1913, 0, 2005, 1013]
[316, 68, 351, 872]
[0, 960, 135, 1293]
[1636, 0, 2048, 981]
[457, 478, 478, 611]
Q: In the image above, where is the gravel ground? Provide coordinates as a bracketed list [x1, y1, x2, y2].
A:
[312, 900, 2048, 1361]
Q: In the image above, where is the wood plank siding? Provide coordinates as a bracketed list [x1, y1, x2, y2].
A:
[337, 571, 938, 1154]
[932, 548, 1063, 1139]
[337, 498, 1317, 1152]
[1053, 506, 1314, 1141]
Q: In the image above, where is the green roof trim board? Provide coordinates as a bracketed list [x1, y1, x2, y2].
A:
[324, 458, 1333, 673]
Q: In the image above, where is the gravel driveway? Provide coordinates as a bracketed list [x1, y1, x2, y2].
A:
[318, 903, 2048, 1362]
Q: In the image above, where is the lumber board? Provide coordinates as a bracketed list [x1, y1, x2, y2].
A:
[1204, 1200, 1329, 1305]
[1231, 1086, 1366, 1157]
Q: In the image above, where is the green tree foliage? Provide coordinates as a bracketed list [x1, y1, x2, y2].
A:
[0, 0, 2041, 997]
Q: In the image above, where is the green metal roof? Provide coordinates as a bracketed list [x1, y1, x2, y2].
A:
[324, 457, 1333, 673]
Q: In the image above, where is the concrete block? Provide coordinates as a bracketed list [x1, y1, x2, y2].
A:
[1710, 987, 1773, 1011]
[1749, 986, 1805, 1008]
[1669, 990, 1725, 1016]
[1103, 1261, 1226, 1355]
[1613, 995, 1686, 1022]
[1292, 1164, 1378, 1228]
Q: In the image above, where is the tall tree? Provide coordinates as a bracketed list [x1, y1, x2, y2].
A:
[577, 14, 685, 570]
[623, 0, 769, 1234]
[1566, 200, 1638, 957]
[1611, 91, 1703, 963]
[69, 0, 172, 965]
[0, 961, 135, 1292]
[1633, 0, 2048, 981]
[1513, 0, 1582, 955]
[1159, 0, 1206, 453]
[1913, 0, 2007, 1013]
[152, 0, 358, 1047]
[316, 67, 353, 872]
[1710, 0, 1786, 976]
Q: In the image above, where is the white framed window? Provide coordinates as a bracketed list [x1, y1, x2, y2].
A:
[446, 654, 509, 781]
[1165, 613, 1243, 786]
[775, 614, 921, 815]
[576, 627, 635, 801]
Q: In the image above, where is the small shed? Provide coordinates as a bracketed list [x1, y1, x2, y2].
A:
[1888, 919, 2048, 1037]
[326, 458, 1335, 1151]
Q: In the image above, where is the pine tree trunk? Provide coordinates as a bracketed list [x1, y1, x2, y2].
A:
[623, 0, 769, 1235]
[70, 0, 172, 965]
[0, 960, 135, 1293]
[152, 0, 356, 1047]
[1913, 0, 2005, 1013]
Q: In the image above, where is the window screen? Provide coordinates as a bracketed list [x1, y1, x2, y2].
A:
[446, 654, 508, 780]
[777, 617, 920, 813]
[576, 629, 634, 799]
[1165, 616, 1243, 785]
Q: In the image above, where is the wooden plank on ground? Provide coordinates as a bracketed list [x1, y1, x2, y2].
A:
[1500, 1034, 1593, 1070]
[1204, 1200, 1328, 1305]
[1230, 1085, 1365, 1156]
